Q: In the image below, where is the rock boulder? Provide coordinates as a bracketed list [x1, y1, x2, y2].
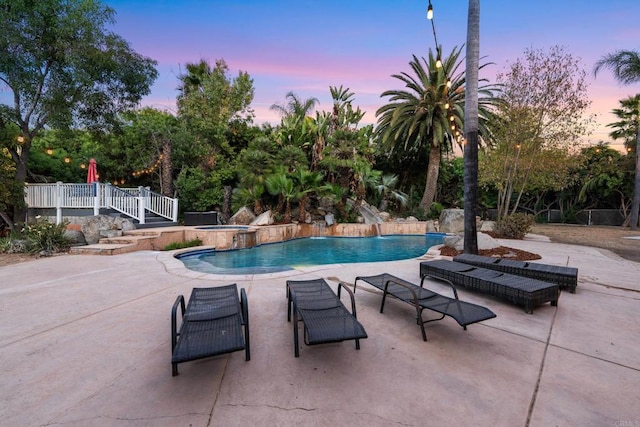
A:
[228, 207, 256, 225]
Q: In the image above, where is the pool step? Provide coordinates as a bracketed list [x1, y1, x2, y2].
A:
[70, 228, 186, 255]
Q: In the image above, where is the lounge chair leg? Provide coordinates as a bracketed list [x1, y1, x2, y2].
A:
[293, 310, 300, 357]
[419, 323, 427, 342]
[355, 338, 360, 350]
[172, 363, 178, 377]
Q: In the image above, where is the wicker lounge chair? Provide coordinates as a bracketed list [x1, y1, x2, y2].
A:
[353, 273, 496, 341]
[420, 260, 560, 314]
[171, 284, 250, 376]
[286, 279, 368, 357]
[453, 253, 578, 293]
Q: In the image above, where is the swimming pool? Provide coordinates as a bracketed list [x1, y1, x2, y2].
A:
[176, 233, 445, 274]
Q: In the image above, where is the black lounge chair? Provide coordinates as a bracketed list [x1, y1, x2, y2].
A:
[420, 260, 560, 314]
[286, 279, 368, 357]
[171, 284, 250, 376]
[353, 273, 496, 341]
[453, 253, 578, 293]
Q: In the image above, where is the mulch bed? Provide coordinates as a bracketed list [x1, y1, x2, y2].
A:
[438, 245, 542, 261]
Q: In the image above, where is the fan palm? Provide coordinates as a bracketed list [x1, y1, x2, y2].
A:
[594, 50, 640, 229]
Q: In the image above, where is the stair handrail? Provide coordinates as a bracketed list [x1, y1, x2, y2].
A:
[104, 184, 141, 222]
[138, 187, 179, 222]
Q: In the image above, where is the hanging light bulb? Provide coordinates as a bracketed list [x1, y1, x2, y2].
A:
[446, 79, 452, 88]
[427, 1, 433, 20]
[444, 102, 450, 109]
[449, 115, 455, 122]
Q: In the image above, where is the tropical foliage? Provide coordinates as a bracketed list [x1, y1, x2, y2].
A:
[0, 0, 637, 233]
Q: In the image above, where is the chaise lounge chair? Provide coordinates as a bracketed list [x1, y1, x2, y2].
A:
[452, 253, 578, 293]
[420, 260, 560, 313]
[286, 279, 368, 357]
[171, 284, 250, 376]
[353, 273, 496, 341]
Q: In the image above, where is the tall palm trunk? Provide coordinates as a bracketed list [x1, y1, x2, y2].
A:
[463, 0, 480, 254]
[419, 143, 441, 213]
[631, 124, 640, 229]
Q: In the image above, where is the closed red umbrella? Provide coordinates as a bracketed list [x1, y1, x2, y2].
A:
[87, 158, 98, 183]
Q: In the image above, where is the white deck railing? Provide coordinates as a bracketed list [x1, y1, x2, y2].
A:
[25, 182, 178, 224]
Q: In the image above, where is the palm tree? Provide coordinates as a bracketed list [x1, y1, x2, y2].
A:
[293, 169, 324, 223]
[270, 92, 319, 120]
[376, 174, 409, 211]
[265, 172, 296, 223]
[376, 46, 496, 215]
[464, 0, 480, 253]
[594, 50, 640, 229]
[608, 95, 640, 152]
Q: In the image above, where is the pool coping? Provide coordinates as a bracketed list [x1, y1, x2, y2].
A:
[157, 244, 445, 280]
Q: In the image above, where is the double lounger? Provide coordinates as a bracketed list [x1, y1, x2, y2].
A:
[286, 278, 368, 357]
[354, 273, 496, 341]
[453, 253, 578, 293]
[420, 260, 560, 314]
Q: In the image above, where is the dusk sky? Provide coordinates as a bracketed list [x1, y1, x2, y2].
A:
[105, 1, 640, 150]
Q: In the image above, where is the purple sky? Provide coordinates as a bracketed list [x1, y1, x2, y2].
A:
[105, 1, 639, 150]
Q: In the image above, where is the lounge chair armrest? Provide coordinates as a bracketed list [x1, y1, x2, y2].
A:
[171, 295, 185, 352]
[383, 278, 420, 303]
[338, 282, 358, 318]
[420, 275, 459, 300]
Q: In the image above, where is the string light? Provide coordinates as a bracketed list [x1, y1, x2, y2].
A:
[131, 154, 163, 177]
[426, 1, 465, 146]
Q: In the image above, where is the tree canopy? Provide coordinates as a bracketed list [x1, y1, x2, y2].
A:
[480, 45, 594, 218]
[0, 0, 158, 227]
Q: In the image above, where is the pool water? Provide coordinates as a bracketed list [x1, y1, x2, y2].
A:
[177, 233, 445, 274]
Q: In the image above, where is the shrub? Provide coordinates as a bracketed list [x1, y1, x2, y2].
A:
[0, 237, 11, 253]
[496, 213, 534, 239]
[163, 239, 203, 251]
[427, 202, 443, 220]
[21, 218, 73, 254]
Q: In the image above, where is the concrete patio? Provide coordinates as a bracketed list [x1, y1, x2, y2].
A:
[1, 235, 638, 426]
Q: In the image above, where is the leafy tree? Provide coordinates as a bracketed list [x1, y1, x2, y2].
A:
[26, 129, 98, 184]
[0, 0, 158, 226]
[175, 58, 255, 214]
[482, 45, 594, 219]
[376, 46, 496, 215]
[577, 143, 631, 212]
[103, 108, 180, 195]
